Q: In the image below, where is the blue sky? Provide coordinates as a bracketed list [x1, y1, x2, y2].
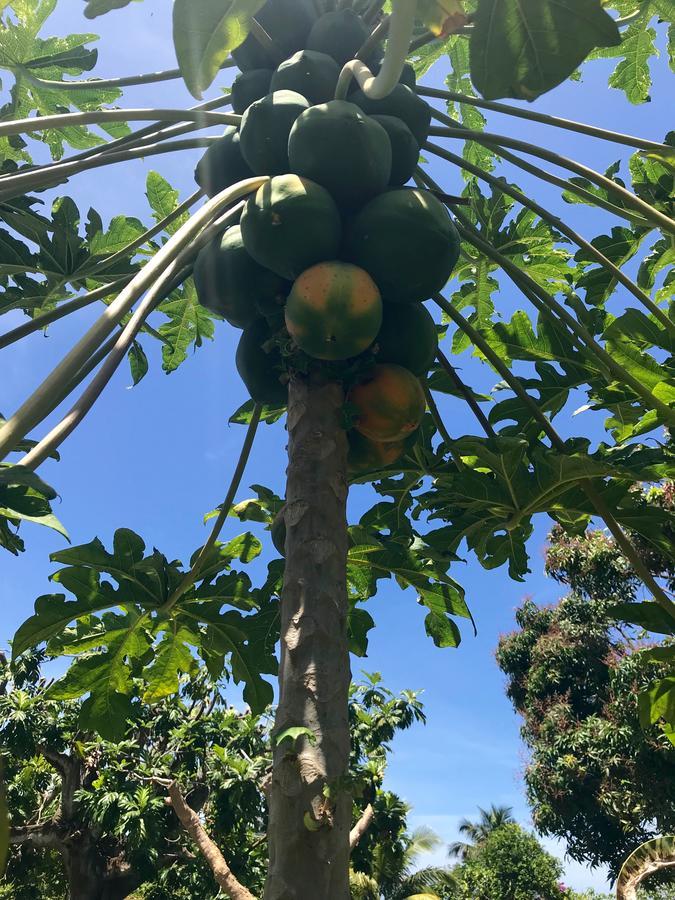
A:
[1, 2, 672, 892]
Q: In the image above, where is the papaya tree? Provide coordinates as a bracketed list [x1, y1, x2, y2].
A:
[0, 0, 674, 897]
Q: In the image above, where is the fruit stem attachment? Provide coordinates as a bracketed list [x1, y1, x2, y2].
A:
[157, 404, 263, 618]
[335, 0, 416, 100]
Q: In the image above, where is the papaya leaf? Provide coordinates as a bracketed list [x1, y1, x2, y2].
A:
[274, 726, 316, 748]
[348, 605, 376, 658]
[173, 0, 266, 99]
[610, 601, 675, 635]
[470, 0, 620, 101]
[0, 464, 67, 555]
[142, 627, 197, 703]
[83, 0, 142, 17]
[0, 1, 127, 158]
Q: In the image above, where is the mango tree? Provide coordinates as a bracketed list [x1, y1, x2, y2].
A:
[0, 0, 674, 897]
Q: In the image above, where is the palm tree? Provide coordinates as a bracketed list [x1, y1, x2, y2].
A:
[447, 804, 515, 862]
[351, 825, 457, 900]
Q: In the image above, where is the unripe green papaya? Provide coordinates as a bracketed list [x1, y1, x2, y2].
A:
[306, 9, 370, 67]
[231, 69, 273, 114]
[369, 114, 419, 185]
[349, 83, 431, 145]
[194, 127, 253, 198]
[271, 50, 340, 105]
[193, 226, 288, 327]
[236, 319, 287, 405]
[344, 188, 460, 304]
[232, 0, 316, 71]
[288, 100, 391, 210]
[240, 174, 342, 280]
[399, 61, 417, 89]
[239, 90, 309, 176]
[374, 302, 438, 375]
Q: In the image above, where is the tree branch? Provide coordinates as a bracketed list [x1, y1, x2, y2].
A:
[349, 804, 375, 850]
[166, 781, 257, 900]
[10, 823, 63, 849]
[37, 745, 81, 821]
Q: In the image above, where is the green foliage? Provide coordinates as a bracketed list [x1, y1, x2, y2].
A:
[172, 0, 266, 98]
[451, 822, 564, 899]
[497, 507, 675, 877]
[0, 461, 66, 555]
[470, 0, 621, 101]
[12, 526, 279, 738]
[83, 0, 142, 17]
[0, 1, 128, 160]
[0, 654, 426, 898]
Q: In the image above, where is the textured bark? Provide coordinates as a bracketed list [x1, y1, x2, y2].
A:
[265, 376, 352, 900]
[167, 781, 256, 900]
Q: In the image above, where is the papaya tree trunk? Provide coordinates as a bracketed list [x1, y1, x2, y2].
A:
[265, 375, 352, 900]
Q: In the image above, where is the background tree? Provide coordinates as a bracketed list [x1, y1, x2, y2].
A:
[449, 821, 565, 900]
[1, 651, 425, 900]
[496, 496, 675, 879]
[1, 0, 674, 895]
[447, 803, 515, 861]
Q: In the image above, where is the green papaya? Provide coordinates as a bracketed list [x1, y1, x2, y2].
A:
[344, 188, 460, 304]
[193, 226, 288, 327]
[231, 69, 273, 114]
[399, 61, 417, 89]
[306, 9, 370, 67]
[232, 0, 316, 70]
[288, 100, 391, 210]
[194, 128, 253, 198]
[349, 83, 431, 145]
[271, 50, 340, 105]
[239, 90, 310, 176]
[369, 114, 418, 185]
[374, 302, 438, 375]
[348, 428, 420, 476]
[236, 319, 287, 405]
[240, 174, 342, 280]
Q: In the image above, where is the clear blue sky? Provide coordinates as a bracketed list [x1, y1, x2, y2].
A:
[1, 2, 672, 892]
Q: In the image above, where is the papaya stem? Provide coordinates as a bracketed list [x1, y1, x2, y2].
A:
[0, 180, 264, 463]
[156, 404, 262, 618]
[425, 126, 675, 237]
[0, 108, 240, 141]
[416, 85, 670, 153]
[11, 59, 234, 92]
[336, 0, 415, 100]
[0, 139, 216, 201]
[424, 140, 675, 332]
[249, 18, 285, 64]
[0, 276, 134, 352]
[423, 383, 462, 467]
[435, 349, 496, 439]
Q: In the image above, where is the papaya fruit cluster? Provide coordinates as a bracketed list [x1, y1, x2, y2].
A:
[193, 0, 461, 478]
